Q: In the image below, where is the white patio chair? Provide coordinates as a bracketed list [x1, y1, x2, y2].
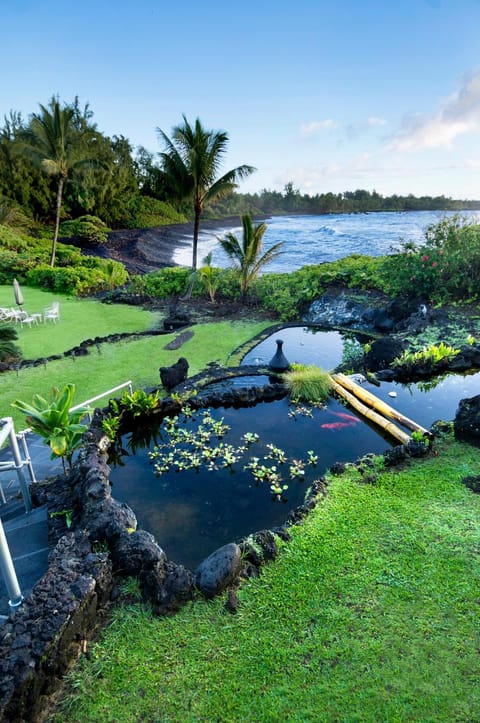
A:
[9, 309, 26, 323]
[43, 302, 60, 323]
[20, 311, 41, 328]
[0, 308, 14, 321]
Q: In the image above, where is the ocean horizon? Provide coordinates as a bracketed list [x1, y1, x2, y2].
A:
[172, 210, 480, 273]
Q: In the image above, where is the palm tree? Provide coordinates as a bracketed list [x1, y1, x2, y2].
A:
[157, 115, 255, 273]
[21, 97, 93, 267]
[0, 324, 20, 362]
[219, 213, 284, 301]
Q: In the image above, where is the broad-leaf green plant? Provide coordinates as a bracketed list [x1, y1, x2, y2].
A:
[11, 383, 92, 472]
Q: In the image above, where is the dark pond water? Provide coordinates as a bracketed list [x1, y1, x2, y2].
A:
[244, 327, 480, 428]
[109, 395, 392, 570]
[109, 326, 480, 570]
[241, 326, 367, 370]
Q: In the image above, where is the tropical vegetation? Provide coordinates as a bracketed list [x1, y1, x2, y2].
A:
[11, 383, 92, 472]
[219, 212, 284, 300]
[157, 115, 255, 272]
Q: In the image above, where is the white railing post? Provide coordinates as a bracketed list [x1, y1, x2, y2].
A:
[0, 418, 31, 513]
[0, 518, 23, 611]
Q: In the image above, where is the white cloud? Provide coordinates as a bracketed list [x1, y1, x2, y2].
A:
[299, 119, 336, 137]
[367, 116, 386, 127]
[343, 117, 387, 140]
[390, 69, 480, 151]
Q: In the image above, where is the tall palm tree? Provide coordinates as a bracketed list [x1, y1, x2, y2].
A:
[157, 115, 255, 273]
[21, 97, 93, 267]
[219, 213, 284, 301]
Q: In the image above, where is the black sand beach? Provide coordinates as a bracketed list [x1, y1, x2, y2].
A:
[88, 218, 243, 274]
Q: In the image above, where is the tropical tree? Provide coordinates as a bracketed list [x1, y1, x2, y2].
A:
[20, 97, 95, 267]
[157, 115, 255, 273]
[219, 213, 284, 300]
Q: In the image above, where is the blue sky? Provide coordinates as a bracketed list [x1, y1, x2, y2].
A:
[1, 0, 480, 199]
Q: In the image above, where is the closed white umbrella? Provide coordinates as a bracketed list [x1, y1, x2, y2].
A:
[13, 278, 24, 307]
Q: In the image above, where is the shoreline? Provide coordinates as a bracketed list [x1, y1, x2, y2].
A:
[99, 217, 246, 275]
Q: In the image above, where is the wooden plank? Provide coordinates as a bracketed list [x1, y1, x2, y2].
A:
[332, 373, 431, 437]
[329, 378, 412, 445]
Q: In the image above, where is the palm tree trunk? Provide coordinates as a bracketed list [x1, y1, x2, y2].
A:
[192, 206, 200, 272]
[181, 204, 201, 301]
[50, 175, 64, 267]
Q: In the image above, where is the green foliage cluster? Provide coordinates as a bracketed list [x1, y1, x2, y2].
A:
[392, 342, 460, 370]
[0, 100, 186, 235]
[59, 215, 110, 244]
[131, 267, 191, 297]
[253, 255, 384, 320]
[379, 216, 480, 303]
[128, 254, 384, 318]
[0, 223, 128, 294]
[190, 252, 220, 302]
[126, 196, 187, 228]
[11, 383, 91, 472]
[282, 363, 333, 402]
[0, 324, 20, 361]
[102, 389, 161, 440]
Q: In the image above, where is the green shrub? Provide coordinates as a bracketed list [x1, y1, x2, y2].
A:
[379, 216, 480, 303]
[131, 267, 191, 298]
[127, 197, 187, 228]
[0, 324, 21, 361]
[26, 259, 128, 295]
[282, 363, 333, 402]
[0, 224, 30, 251]
[59, 215, 110, 245]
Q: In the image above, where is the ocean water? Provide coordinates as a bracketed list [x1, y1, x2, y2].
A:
[173, 210, 480, 273]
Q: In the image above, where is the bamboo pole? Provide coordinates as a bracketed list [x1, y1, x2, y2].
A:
[329, 378, 412, 445]
[332, 373, 431, 437]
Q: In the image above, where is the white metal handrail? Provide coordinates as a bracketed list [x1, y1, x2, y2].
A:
[69, 380, 133, 418]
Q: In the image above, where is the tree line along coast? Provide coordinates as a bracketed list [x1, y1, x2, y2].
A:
[1, 95, 479, 271]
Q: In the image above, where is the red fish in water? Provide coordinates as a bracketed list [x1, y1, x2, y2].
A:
[331, 411, 360, 424]
[320, 421, 353, 430]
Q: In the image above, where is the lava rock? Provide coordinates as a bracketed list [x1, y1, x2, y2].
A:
[140, 560, 195, 615]
[195, 543, 242, 598]
[365, 336, 407, 372]
[110, 530, 166, 575]
[159, 357, 189, 391]
[462, 475, 480, 493]
[454, 394, 480, 440]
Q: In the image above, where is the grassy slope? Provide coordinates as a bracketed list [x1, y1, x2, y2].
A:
[55, 433, 480, 723]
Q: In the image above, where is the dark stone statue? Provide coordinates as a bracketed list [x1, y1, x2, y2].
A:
[159, 357, 189, 391]
[268, 339, 290, 372]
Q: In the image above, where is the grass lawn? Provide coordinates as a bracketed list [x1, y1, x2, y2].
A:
[0, 284, 271, 427]
[0, 286, 161, 359]
[54, 433, 480, 722]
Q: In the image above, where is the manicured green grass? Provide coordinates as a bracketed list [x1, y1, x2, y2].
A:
[0, 290, 268, 429]
[54, 433, 480, 722]
[0, 286, 160, 359]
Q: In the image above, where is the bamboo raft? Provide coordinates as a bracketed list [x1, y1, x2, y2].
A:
[329, 373, 431, 445]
